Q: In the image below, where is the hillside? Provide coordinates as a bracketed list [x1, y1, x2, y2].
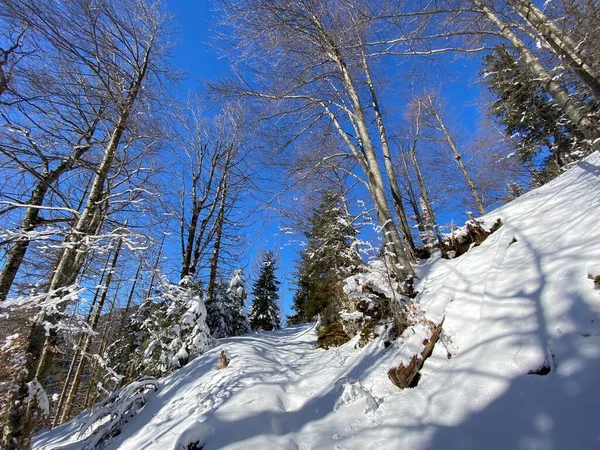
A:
[34, 152, 600, 449]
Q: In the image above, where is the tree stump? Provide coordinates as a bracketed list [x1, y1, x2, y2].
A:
[217, 350, 230, 369]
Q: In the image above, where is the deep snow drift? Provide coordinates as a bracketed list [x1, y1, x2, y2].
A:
[35, 153, 600, 449]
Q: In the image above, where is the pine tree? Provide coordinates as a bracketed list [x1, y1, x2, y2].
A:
[289, 190, 360, 325]
[227, 269, 251, 336]
[481, 44, 583, 181]
[249, 251, 281, 331]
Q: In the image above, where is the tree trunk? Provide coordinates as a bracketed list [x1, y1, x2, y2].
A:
[315, 21, 414, 287]
[409, 138, 445, 255]
[474, 0, 600, 144]
[399, 147, 426, 239]
[362, 50, 416, 257]
[207, 177, 228, 304]
[59, 236, 122, 424]
[509, 0, 600, 99]
[51, 249, 113, 428]
[426, 95, 486, 216]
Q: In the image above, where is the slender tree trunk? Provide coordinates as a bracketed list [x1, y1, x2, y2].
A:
[409, 139, 445, 256]
[508, 0, 600, 99]
[399, 147, 426, 239]
[181, 176, 200, 279]
[362, 50, 416, 257]
[117, 258, 142, 332]
[426, 96, 486, 216]
[51, 249, 113, 427]
[314, 20, 414, 286]
[207, 177, 228, 304]
[83, 285, 120, 409]
[474, 0, 599, 144]
[59, 236, 122, 424]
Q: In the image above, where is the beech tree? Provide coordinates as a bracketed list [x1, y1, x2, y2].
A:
[214, 0, 416, 291]
[0, 0, 169, 447]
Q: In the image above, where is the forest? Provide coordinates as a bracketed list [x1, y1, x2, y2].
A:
[0, 0, 598, 448]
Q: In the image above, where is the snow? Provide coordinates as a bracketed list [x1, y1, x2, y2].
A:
[34, 153, 600, 449]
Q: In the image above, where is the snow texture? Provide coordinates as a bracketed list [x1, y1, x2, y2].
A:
[35, 152, 600, 449]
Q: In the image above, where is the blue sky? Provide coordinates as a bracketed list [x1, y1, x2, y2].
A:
[165, 1, 302, 317]
[163, 1, 493, 320]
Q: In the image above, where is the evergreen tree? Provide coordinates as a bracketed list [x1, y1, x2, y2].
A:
[249, 251, 281, 331]
[227, 269, 251, 336]
[206, 281, 231, 339]
[206, 271, 251, 338]
[481, 44, 583, 181]
[137, 275, 212, 375]
[289, 190, 360, 325]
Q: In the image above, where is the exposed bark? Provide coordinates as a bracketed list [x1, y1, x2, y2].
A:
[361, 50, 416, 257]
[388, 319, 444, 389]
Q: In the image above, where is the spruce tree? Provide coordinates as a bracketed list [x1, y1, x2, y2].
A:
[136, 275, 212, 375]
[289, 190, 360, 325]
[249, 251, 281, 331]
[481, 44, 583, 181]
[206, 281, 232, 339]
[227, 269, 251, 336]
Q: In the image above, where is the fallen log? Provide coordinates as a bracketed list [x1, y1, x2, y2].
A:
[388, 319, 444, 389]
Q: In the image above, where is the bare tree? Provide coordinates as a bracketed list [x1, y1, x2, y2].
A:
[0, 0, 169, 446]
[215, 0, 415, 289]
[406, 99, 445, 253]
[423, 94, 487, 216]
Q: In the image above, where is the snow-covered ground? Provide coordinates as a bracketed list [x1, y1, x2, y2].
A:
[35, 152, 600, 449]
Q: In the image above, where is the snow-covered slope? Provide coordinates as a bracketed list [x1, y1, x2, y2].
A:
[35, 152, 600, 450]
